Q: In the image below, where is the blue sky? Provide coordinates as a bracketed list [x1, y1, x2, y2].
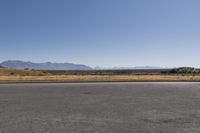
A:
[0, 0, 200, 67]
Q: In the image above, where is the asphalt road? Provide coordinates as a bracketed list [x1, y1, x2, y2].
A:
[0, 82, 200, 133]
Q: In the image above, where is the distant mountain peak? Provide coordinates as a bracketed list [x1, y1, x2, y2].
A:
[0, 60, 92, 70]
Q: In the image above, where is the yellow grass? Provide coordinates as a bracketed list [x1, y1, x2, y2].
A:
[1, 68, 200, 82]
[0, 75, 200, 82]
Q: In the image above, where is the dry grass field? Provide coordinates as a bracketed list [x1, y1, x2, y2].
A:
[1, 68, 200, 82]
[0, 68, 46, 76]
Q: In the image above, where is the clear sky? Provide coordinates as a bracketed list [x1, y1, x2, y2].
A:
[0, 0, 200, 67]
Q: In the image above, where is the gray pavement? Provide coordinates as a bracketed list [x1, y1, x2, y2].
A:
[0, 82, 200, 133]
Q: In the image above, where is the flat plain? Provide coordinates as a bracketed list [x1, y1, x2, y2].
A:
[1, 68, 200, 82]
[0, 83, 200, 133]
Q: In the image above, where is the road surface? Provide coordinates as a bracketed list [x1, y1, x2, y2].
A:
[0, 82, 200, 133]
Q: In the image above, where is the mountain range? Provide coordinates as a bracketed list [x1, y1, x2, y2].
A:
[0, 60, 164, 70]
[0, 60, 92, 70]
[94, 66, 163, 70]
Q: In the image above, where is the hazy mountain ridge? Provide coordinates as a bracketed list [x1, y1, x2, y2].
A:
[0, 60, 92, 70]
[0, 60, 168, 70]
[94, 66, 164, 70]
